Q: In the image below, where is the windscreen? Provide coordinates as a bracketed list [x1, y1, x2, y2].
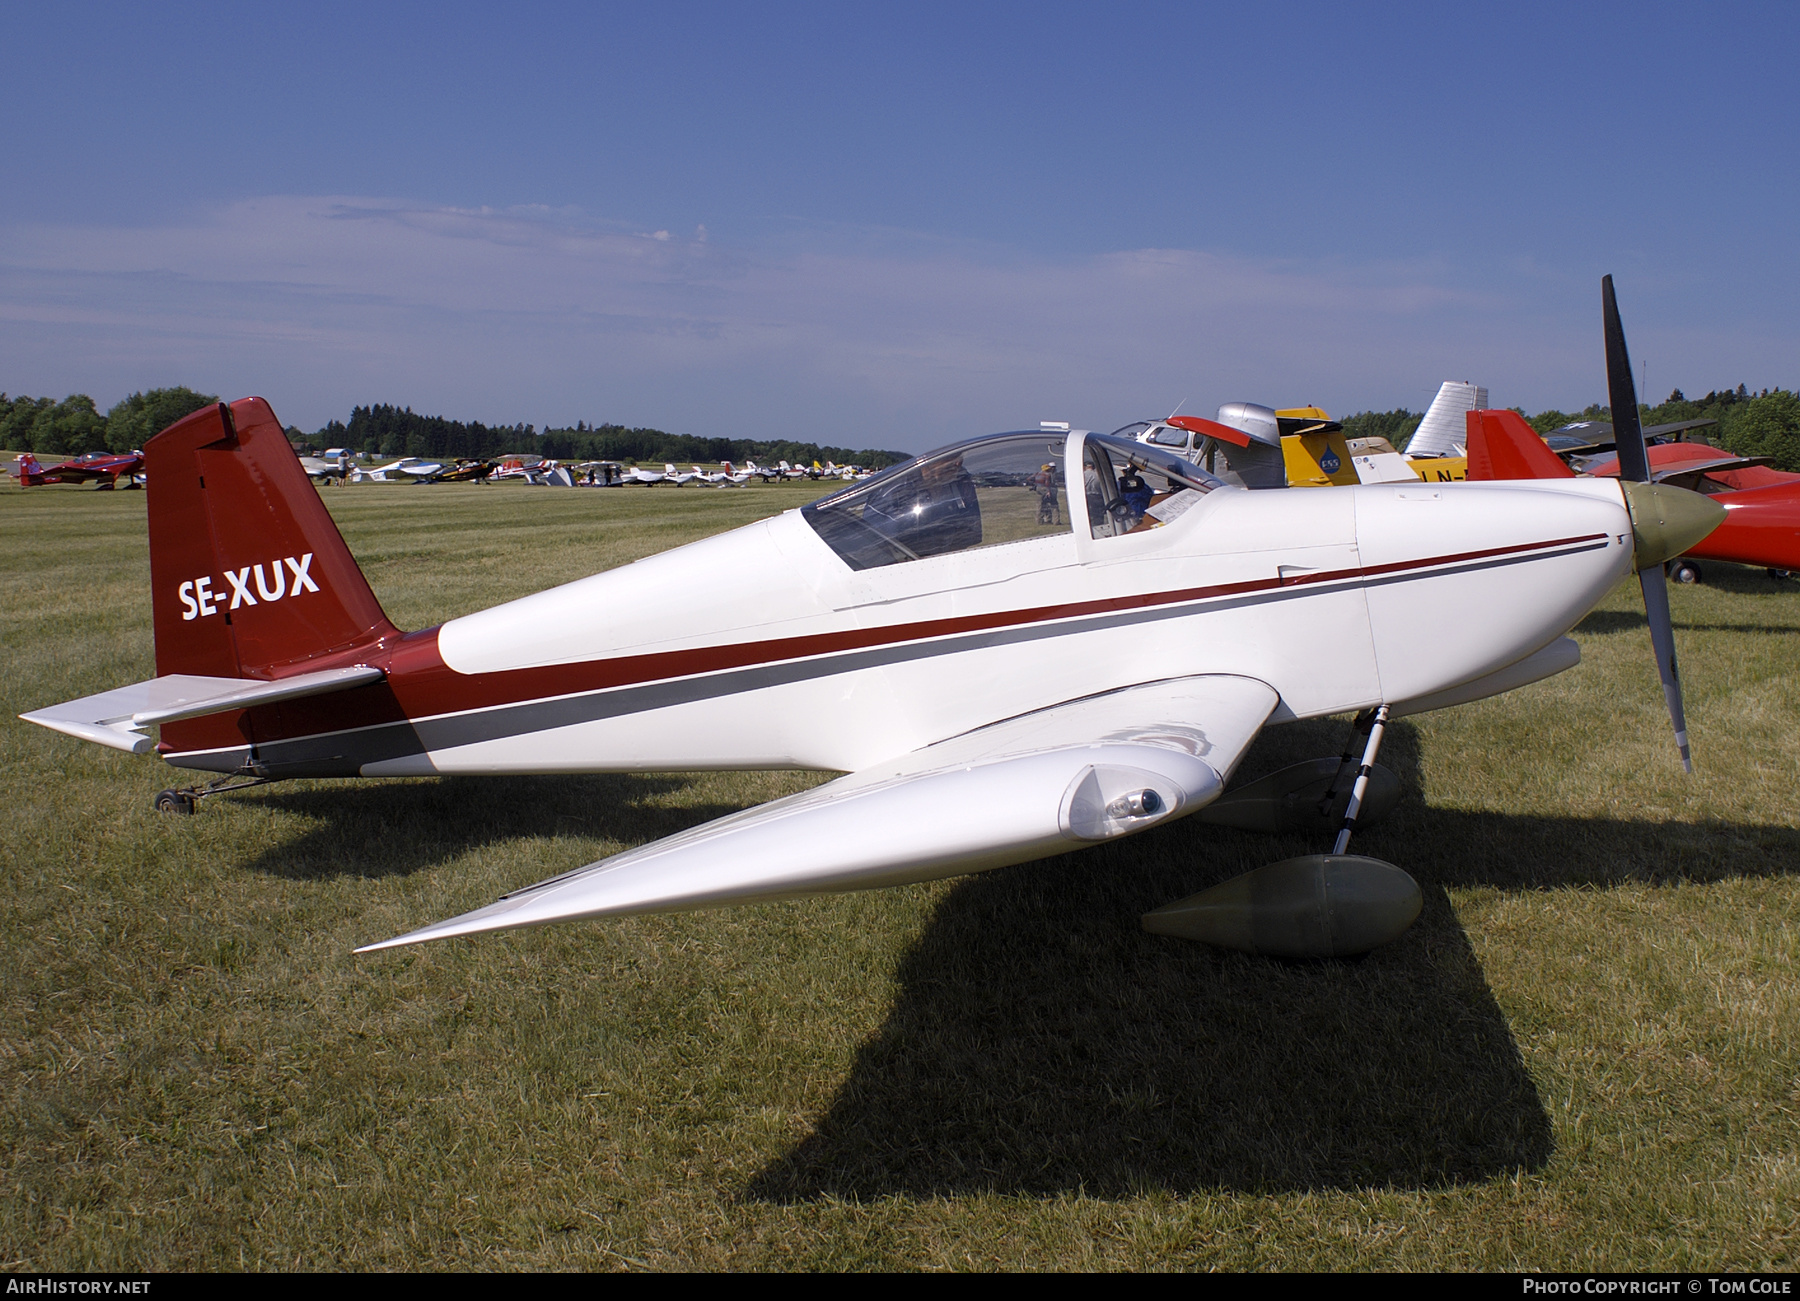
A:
[803, 433, 1071, 570]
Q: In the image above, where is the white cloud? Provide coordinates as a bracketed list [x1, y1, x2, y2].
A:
[1, 196, 1787, 446]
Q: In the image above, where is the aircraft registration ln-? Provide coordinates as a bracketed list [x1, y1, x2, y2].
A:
[20, 279, 1727, 961]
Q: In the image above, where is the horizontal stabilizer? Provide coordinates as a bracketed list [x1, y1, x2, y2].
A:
[1352, 452, 1419, 484]
[359, 674, 1279, 952]
[21, 665, 385, 753]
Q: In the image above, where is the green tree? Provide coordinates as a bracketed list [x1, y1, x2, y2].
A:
[1719, 389, 1800, 472]
[1341, 408, 1421, 449]
[105, 387, 219, 451]
[0, 396, 54, 451]
[15, 395, 108, 455]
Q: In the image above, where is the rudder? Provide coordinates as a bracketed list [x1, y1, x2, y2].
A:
[146, 398, 400, 681]
[1465, 409, 1578, 482]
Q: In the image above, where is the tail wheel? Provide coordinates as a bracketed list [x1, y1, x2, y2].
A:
[154, 789, 196, 816]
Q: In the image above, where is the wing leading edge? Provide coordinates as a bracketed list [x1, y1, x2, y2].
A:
[358, 674, 1280, 952]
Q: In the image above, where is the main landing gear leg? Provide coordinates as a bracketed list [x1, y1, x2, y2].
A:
[1189, 707, 1401, 836]
[1332, 705, 1389, 856]
[1143, 703, 1424, 959]
[1320, 707, 1377, 828]
[154, 773, 274, 816]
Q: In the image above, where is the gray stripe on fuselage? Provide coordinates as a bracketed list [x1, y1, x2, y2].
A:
[169, 538, 1609, 775]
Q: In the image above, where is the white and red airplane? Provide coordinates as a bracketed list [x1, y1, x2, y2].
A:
[351, 456, 443, 483]
[19, 280, 1723, 960]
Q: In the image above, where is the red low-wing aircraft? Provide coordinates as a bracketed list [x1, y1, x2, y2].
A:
[13, 450, 144, 489]
[1466, 408, 1800, 578]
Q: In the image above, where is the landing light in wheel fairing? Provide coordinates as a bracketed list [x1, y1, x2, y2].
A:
[19, 280, 1724, 961]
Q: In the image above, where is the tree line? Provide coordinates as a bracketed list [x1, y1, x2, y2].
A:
[7, 385, 1800, 473]
[314, 404, 910, 469]
[1, 391, 910, 469]
[0, 388, 221, 456]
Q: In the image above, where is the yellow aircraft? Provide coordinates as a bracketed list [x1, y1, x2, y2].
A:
[1275, 384, 1479, 487]
[1116, 385, 1482, 489]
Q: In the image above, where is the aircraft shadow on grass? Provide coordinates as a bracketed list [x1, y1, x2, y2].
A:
[229, 715, 1799, 1197]
[236, 773, 738, 882]
[742, 715, 1800, 1200]
[1579, 608, 1800, 637]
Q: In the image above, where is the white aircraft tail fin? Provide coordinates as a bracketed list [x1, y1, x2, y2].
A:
[1407, 381, 1488, 458]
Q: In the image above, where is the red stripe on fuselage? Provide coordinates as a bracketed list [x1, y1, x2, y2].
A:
[222, 531, 1612, 747]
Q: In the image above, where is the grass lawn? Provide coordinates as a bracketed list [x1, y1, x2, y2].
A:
[1, 478, 1796, 1270]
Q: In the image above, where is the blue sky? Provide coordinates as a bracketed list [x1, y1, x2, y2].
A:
[4, 2, 1796, 449]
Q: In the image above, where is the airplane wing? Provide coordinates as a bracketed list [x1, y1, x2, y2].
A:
[1651, 454, 1773, 482]
[21, 666, 385, 753]
[359, 673, 1280, 951]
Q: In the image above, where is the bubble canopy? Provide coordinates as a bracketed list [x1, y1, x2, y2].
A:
[802, 430, 1231, 571]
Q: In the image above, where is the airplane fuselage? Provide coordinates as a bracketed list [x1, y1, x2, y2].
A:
[159, 473, 1634, 781]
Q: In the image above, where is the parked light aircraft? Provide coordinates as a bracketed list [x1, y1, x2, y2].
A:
[13, 450, 145, 489]
[353, 457, 444, 483]
[738, 459, 794, 482]
[298, 448, 354, 482]
[570, 461, 623, 486]
[1120, 385, 1487, 489]
[19, 279, 1724, 961]
[491, 455, 543, 482]
[427, 458, 498, 484]
[1467, 405, 1800, 582]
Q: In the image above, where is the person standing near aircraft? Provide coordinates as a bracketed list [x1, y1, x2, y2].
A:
[1027, 462, 1061, 524]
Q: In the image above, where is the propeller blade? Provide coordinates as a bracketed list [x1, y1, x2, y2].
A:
[1638, 562, 1693, 773]
[1606, 274, 1694, 771]
[1602, 274, 1649, 483]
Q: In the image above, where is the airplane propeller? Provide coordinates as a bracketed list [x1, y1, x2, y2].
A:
[1603, 273, 1723, 772]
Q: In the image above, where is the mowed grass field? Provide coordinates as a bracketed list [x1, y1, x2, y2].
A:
[2, 476, 1797, 1271]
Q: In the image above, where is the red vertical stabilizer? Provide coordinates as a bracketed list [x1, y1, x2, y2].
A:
[1465, 409, 1577, 481]
[146, 399, 400, 687]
